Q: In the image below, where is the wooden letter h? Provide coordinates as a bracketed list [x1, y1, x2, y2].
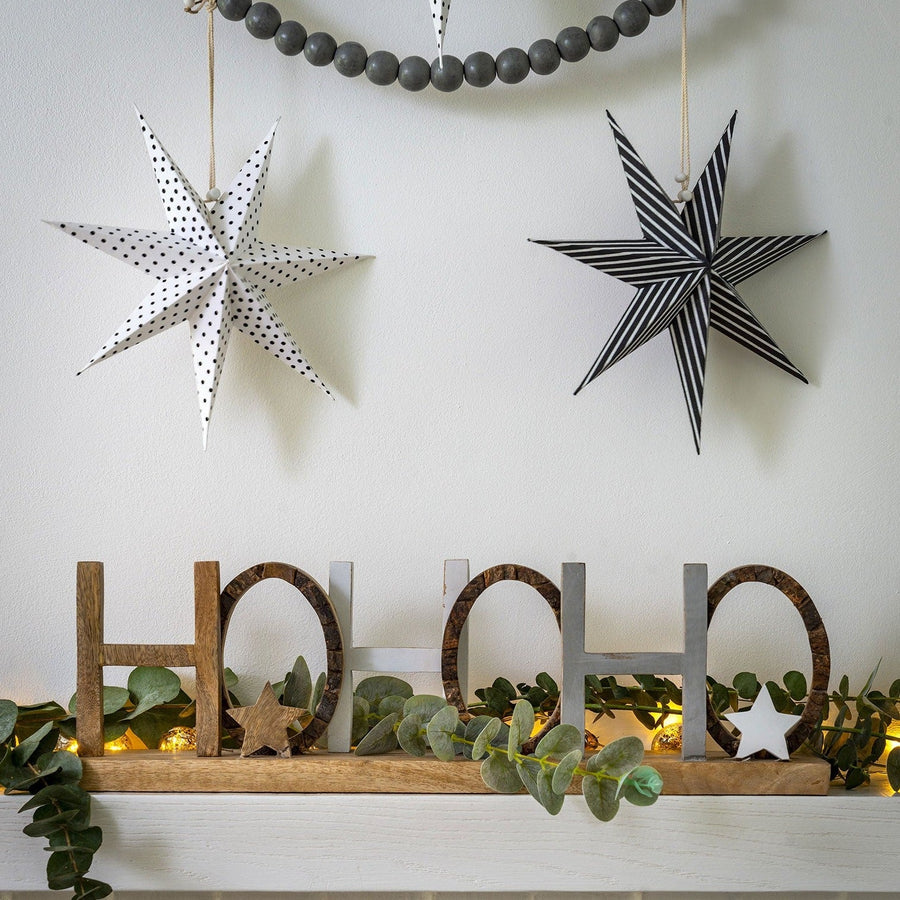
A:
[75, 561, 223, 757]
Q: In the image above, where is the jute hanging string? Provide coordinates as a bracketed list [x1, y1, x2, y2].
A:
[184, 0, 219, 200]
[674, 0, 692, 204]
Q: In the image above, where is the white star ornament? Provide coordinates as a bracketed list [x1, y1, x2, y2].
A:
[48, 112, 369, 447]
[723, 685, 801, 759]
[533, 111, 825, 453]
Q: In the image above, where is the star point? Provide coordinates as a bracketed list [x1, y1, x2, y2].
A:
[50, 111, 369, 446]
[535, 111, 823, 452]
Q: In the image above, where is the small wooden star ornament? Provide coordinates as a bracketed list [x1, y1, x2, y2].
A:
[724, 685, 802, 760]
[227, 682, 306, 758]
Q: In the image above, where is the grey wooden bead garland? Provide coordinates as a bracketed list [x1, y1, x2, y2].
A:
[219, 0, 678, 93]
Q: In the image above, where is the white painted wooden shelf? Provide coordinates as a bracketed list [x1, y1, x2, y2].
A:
[0, 779, 897, 892]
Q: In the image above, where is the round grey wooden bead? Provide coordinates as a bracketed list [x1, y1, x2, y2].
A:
[218, 0, 251, 22]
[245, 2, 281, 39]
[304, 31, 337, 66]
[366, 50, 400, 86]
[587, 15, 620, 50]
[528, 39, 560, 76]
[556, 27, 590, 62]
[614, 0, 651, 36]
[274, 21, 307, 56]
[398, 56, 431, 92]
[495, 47, 530, 84]
[643, 0, 677, 14]
[334, 42, 367, 77]
[464, 51, 496, 87]
[431, 55, 464, 92]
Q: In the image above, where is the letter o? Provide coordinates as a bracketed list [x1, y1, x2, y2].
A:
[706, 565, 830, 756]
[220, 562, 344, 751]
[442, 564, 561, 753]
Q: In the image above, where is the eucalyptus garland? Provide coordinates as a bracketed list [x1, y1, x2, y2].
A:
[216, 0, 678, 92]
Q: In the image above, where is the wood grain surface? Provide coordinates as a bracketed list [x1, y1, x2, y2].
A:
[77, 749, 829, 795]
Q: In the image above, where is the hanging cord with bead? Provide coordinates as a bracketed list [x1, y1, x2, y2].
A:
[185, 0, 221, 202]
[674, 0, 692, 204]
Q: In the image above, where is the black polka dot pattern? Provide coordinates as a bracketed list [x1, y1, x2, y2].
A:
[432, 0, 451, 57]
[53, 112, 372, 446]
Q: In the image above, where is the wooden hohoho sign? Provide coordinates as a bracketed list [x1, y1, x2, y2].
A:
[75, 560, 830, 759]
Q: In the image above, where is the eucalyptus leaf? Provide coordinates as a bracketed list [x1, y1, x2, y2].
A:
[515, 759, 542, 802]
[356, 676, 414, 707]
[123, 667, 181, 720]
[507, 699, 535, 761]
[537, 768, 564, 814]
[783, 670, 807, 701]
[23, 806, 81, 837]
[47, 849, 92, 888]
[839, 674, 850, 699]
[582, 773, 620, 821]
[19, 783, 88, 813]
[47, 824, 102, 854]
[492, 677, 518, 702]
[34, 749, 83, 784]
[403, 694, 448, 723]
[586, 735, 644, 779]
[620, 765, 663, 806]
[378, 695, 407, 718]
[887, 746, 900, 793]
[69, 686, 130, 717]
[282, 656, 312, 710]
[551, 748, 583, 794]
[481, 752, 522, 793]
[71, 877, 113, 899]
[396, 714, 427, 757]
[0, 699, 17, 744]
[733, 672, 760, 700]
[224, 667, 239, 690]
[425, 704, 459, 761]
[73, 878, 113, 899]
[12, 722, 53, 767]
[471, 716, 502, 761]
[354, 712, 400, 756]
[535, 723, 582, 759]
[351, 696, 371, 746]
[310, 671, 326, 713]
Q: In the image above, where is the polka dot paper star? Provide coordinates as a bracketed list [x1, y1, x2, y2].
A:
[533, 112, 825, 453]
[49, 112, 370, 447]
[430, 0, 451, 61]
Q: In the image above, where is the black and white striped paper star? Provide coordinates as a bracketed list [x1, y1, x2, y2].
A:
[533, 112, 825, 452]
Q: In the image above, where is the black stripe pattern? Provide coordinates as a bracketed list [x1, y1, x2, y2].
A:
[533, 111, 825, 452]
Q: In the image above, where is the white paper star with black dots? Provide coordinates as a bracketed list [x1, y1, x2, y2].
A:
[49, 112, 369, 447]
[430, 0, 451, 61]
[533, 111, 825, 453]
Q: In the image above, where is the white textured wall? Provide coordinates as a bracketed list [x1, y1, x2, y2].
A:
[1, 2, 898, 711]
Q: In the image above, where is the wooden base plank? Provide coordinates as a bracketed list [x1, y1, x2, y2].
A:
[79, 750, 830, 795]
